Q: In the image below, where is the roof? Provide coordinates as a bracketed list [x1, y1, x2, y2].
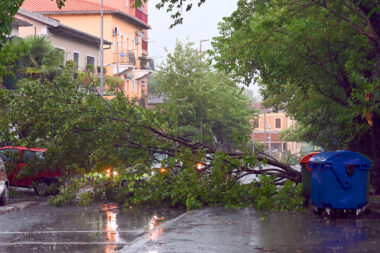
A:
[17, 8, 112, 46]
[135, 69, 152, 80]
[22, 0, 116, 12]
[11, 18, 33, 27]
[22, 0, 151, 29]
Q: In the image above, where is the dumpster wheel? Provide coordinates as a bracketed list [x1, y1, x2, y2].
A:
[355, 205, 367, 216]
[313, 206, 323, 215]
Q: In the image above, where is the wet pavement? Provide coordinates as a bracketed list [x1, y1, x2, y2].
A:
[124, 207, 380, 253]
[1, 202, 380, 252]
[0, 203, 184, 253]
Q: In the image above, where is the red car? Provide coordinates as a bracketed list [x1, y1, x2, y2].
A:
[0, 146, 61, 195]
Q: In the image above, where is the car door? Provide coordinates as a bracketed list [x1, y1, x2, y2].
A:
[18, 150, 47, 186]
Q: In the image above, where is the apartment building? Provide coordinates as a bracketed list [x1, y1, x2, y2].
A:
[252, 102, 301, 155]
[22, 0, 153, 102]
[15, 9, 111, 72]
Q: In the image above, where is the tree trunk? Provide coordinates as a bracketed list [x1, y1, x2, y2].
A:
[347, 123, 372, 158]
[370, 113, 380, 193]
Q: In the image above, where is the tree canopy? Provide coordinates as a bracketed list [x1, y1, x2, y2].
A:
[151, 41, 255, 151]
[212, 0, 380, 191]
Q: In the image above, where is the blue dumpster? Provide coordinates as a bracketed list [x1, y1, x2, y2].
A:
[308, 151, 371, 210]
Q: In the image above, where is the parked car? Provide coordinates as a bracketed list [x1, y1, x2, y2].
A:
[0, 157, 9, 205]
[0, 146, 61, 196]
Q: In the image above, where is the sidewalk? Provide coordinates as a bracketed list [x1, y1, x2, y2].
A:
[368, 195, 380, 214]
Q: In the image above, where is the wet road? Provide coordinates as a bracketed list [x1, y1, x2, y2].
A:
[1, 203, 380, 252]
[0, 204, 184, 252]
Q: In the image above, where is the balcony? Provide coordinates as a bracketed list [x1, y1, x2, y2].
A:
[113, 50, 136, 66]
[142, 39, 148, 52]
[139, 57, 154, 70]
[135, 8, 148, 24]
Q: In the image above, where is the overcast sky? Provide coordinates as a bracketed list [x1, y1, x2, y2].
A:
[147, 0, 260, 97]
[148, 0, 239, 61]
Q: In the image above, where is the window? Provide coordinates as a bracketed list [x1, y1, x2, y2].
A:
[86, 55, 95, 73]
[275, 118, 281, 128]
[126, 0, 129, 8]
[86, 56, 95, 66]
[0, 149, 19, 163]
[21, 150, 37, 162]
[21, 150, 46, 167]
[55, 46, 66, 63]
[40, 26, 48, 35]
[73, 52, 79, 69]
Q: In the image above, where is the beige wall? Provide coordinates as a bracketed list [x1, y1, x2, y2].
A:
[256, 112, 295, 131]
[49, 36, 99, 71]
[46, 13, 146, 99]
[46, 14, 144, 67]
[16, 14, 99, 71]
[253, 111, 301, 154]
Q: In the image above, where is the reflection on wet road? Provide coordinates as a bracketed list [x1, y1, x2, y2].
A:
[103, 204, 121, 253]
[0, 204, 184, 253]
[2, 204, 380, 252]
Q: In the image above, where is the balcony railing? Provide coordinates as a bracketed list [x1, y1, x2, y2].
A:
[113, 50, 136, 66]
[139, 57, 154, 70]
[135, 8, 148, 24]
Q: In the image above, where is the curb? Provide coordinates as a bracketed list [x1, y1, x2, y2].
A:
[0, 201, 46, 215]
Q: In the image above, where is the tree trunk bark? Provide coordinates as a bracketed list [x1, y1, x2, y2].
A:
[370, 113, 380, 193]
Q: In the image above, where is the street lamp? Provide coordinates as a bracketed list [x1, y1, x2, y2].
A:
[199, 39, 209, 144]
[199, 38, 210, 53]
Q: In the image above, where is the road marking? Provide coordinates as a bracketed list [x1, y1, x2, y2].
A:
[0, 230, 143, 234]
[0, 241, 131, 246]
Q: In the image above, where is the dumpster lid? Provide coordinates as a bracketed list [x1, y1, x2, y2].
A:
[300, 152, 320, 172]
[308, 150, 371, 168]
[300, 152, 320, 164]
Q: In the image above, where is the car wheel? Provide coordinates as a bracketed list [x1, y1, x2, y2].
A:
[34, 179, 49, 196]
[0, 185, 9, 206]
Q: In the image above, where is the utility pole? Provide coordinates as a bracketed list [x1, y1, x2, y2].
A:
[100, 0, 104, 96]
[264, 109, 267, 152]
[252, 128, 255, 153]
